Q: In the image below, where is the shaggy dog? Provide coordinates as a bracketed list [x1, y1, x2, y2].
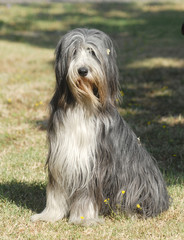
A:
[31, 28, 170, 225]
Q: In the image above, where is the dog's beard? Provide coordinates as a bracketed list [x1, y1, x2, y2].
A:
[67, 51, 107, 110]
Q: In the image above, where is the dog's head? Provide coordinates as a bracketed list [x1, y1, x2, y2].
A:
[54, 28, 119, 111]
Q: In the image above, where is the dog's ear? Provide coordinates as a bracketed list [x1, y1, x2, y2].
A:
[55, 38, 67, 87]
[104, 37, 119, 106]
[51, 37, 73, 111]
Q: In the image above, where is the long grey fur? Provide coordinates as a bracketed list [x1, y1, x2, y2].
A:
[31, 28, 170, 225]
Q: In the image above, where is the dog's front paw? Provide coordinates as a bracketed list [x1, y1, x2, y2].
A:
[30, 209, 63, 223]
[30, 213, 42, 222]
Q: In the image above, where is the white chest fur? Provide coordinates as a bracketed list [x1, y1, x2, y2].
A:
[49, 106, 97, 193]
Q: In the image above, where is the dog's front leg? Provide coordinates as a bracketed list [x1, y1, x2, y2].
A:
[68, 190, 102, 226]
[31, 181, 68, 222]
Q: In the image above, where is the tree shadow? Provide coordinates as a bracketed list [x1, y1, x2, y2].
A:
[119, 66, 184, 175]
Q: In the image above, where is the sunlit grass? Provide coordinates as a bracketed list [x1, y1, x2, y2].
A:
[142, 3, 184, 12]
[127, 57, 184, 69]
[159, 115, 184, 126]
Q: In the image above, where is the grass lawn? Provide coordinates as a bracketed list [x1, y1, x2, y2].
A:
[0, 1, 184, 239]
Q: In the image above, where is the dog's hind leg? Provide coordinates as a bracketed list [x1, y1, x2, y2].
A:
[31, 181, 68, 222]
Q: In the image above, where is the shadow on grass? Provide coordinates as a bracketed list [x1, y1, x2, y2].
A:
[118, 66, 184, 174]
[0, 180, 46, 212]
[0, 176, 183, 213]
[34, 119, 48, 131]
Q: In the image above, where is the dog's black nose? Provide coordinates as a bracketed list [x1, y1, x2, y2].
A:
[78, 67, 88, 77]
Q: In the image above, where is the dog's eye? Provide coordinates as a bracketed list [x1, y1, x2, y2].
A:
[91, 50, 96, 57]
[73, 49, 77, 56]
[87, 48, 96, 57]
[93, 86, 99, 98]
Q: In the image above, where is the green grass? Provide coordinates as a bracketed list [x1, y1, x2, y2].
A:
[0, 1, 184, 239]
